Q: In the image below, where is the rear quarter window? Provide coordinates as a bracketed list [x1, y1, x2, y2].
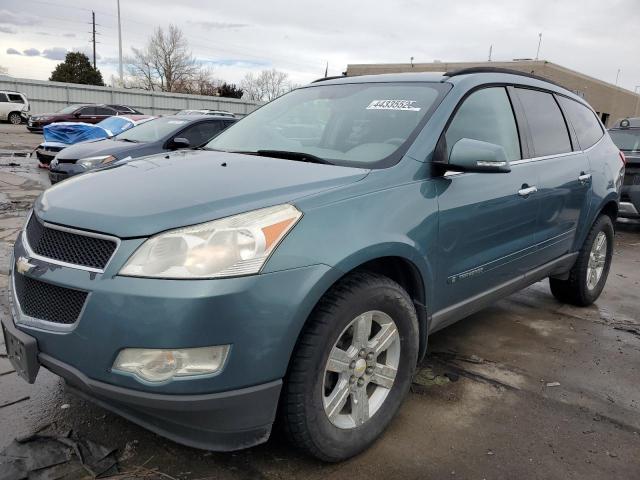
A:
[515, 88, 572, 157]
[557, 96, 603, 150]
[8, 94, 24, 103]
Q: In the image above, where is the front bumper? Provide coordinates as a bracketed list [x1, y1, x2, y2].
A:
[2, 312, 282, 451]
[7, 224, 337, 449]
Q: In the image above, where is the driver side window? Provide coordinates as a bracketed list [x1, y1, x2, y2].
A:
[78, 106, 96, 116]
[445, 87, 521, 161]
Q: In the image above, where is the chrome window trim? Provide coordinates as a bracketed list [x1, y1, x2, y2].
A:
[23, 211, 120, 274]
[444, 135, 607, 175]
[10, 267, 89, 333]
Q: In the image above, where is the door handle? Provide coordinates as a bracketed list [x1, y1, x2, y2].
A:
[518, 185, 538, 197]
[578, 173, 592, 184]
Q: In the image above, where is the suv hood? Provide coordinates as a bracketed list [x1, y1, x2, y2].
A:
[55, 138, 148, 161]
[36, 150, 369, 237]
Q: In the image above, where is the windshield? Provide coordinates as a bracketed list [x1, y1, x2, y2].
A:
[58, 105, 84, 114]
[206, 82, 447, 167]
[610, 129, 640, 152]
[116, 117, 189, 143]
[97, 116, 133, 135]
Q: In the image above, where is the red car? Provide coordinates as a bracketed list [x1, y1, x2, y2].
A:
[26, 104, 143, 132]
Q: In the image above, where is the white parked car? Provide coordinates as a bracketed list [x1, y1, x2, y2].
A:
[0, 91, 29, 124]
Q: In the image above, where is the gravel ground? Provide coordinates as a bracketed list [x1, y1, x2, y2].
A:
[0, 123, 639, 479]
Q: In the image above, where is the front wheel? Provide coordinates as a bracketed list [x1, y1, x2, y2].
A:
[282, 272, 419, 462]
[8, 112, 22, 125]
[550, 215, 614, 306]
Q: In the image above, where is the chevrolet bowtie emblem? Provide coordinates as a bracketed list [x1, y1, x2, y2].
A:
[16, 256, 36, 275]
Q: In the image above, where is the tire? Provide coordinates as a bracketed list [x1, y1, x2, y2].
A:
[282, 271, 419, 462]
[8, 112, 22, 125]
[549, 215, 614, 306]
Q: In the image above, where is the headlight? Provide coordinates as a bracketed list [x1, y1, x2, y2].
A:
[119, 204, 302, 279]
[78, 155, 116, 169]
[113, 345, 230, 383]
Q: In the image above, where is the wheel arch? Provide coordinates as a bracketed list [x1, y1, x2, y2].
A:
[7, 110, 23, 123]
[598, 198, 618, 224]
[286, 246, 433, 380]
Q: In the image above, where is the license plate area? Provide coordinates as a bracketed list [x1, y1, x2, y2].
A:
[2, 322, 39, 383]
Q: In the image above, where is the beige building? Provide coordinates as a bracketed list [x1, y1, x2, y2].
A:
[346, 60, 640, 127]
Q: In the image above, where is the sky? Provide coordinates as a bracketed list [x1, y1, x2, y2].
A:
[0, 0, 639, 92]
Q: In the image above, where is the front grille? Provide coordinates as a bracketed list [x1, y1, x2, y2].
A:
[26, 214, 117, 270]
[14, 272, 87, 324]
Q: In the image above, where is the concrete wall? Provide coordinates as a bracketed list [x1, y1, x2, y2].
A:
[0, 76, 262, 117]
[346, 61, 640, 127]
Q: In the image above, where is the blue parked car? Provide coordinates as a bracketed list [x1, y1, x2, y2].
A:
[2, 68, 623, 461]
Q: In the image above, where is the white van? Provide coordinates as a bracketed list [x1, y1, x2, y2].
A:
[0, 91, 29, 124]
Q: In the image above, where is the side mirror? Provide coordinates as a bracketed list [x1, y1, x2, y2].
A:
[73, 112, 81, 118]
[448, 138, 511, 173]
[169, 137, 190, 149]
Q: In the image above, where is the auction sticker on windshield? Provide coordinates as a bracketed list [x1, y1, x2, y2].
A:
[366, 100, 421, 111]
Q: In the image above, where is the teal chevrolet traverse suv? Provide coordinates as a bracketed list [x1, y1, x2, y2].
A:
[2, 68, 624, 461]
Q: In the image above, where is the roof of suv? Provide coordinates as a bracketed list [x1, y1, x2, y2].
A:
[309, 69, 583, 103]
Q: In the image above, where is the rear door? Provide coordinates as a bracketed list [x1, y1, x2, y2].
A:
[513, 88, 592, 265]
[94, 106, 117, 122]
[0, 93, 10, 120]
[77, 106, 99, 122]
[433, 86, 541, 313]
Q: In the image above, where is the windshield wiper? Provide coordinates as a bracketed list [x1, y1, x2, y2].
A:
[250, 150, 333, 165]
[118, 138, 139, 143]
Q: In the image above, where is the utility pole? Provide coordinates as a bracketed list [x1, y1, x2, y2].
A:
[488, 45, 493, 62]
[535, 33, 542, 61]
[117, 0, 123, 84]
[91, 11, 97, 69]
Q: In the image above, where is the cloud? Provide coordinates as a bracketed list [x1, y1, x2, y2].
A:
[188, 20, 249, 29]
[23, 48, 41, 57]
[0, 10, 40, 26]
[41, 47, 67, 61]
[6, 48, 21, 55]
[0, 25, 16, 34]
[199, 58, 270, 68]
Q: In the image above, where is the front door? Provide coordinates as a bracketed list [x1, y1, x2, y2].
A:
[432, 87, 541, 318]
[512, 88, 592, 265]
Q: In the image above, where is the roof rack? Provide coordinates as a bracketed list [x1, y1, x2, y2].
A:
[444, 67, 564, 89]
[311, 75, 347, 83]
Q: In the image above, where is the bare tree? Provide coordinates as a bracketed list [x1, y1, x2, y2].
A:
[241, 69, 293, 102]
[177, 67, 221, 96]
[126, 24, 199, 92]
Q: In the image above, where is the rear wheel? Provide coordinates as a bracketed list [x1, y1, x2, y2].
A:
[282, 272, 419, 462]
[550, 215, 614, 306]
[8, 112, 22, 125]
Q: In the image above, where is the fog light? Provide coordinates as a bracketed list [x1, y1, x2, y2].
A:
[112, 345, 230, 383]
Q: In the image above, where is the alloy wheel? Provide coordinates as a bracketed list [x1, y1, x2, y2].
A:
[586, 231, 607, 290]
[323, 310, 400, 429]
